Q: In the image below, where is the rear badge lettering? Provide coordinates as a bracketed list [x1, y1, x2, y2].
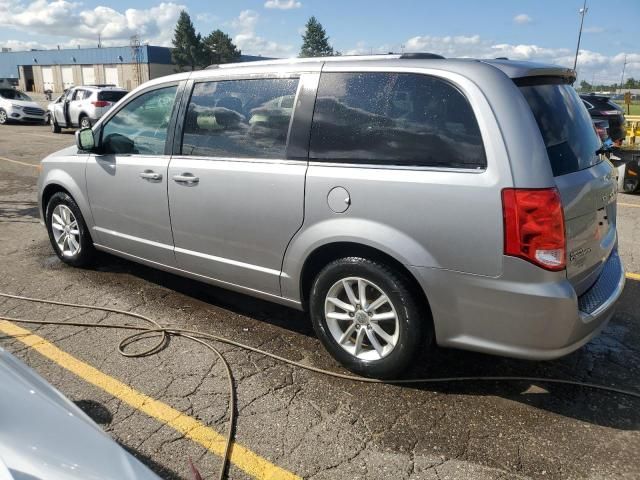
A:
[570, 247, 592, 264]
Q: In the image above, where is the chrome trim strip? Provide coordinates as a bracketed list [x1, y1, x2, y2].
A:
[174, 247, 281, 276]
[92, 227, 174, 251]
[93, 243, 302, 309]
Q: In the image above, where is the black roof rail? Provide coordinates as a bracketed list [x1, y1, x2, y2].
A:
[399, 52, 445, 60]
[495, 57, 509, 60]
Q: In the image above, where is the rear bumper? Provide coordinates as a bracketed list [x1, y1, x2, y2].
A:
[410, 250, 625, 360]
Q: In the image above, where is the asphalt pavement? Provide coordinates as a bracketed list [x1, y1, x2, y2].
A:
[1, 123, 639, 480]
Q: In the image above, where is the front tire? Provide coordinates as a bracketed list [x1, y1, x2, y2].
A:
[45, 192, 95, 267]
[309, 257, 428, 378]
[0, 108, 7, 125]
[79, 116, 91, 129]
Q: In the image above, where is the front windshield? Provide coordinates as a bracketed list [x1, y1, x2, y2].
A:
[0, 89, 32, 101]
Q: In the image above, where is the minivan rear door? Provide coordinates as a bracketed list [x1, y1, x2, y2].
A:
[518, 79, 617, 295]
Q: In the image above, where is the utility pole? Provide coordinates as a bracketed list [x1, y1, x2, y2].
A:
[573, 0, 588, 71]
[619, 54, 628, 93]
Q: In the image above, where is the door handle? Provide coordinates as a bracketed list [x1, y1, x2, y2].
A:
[173, 173, 199, 185]
[139, 171, 162, 181]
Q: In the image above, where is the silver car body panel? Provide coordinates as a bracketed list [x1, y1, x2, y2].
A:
[38, 56, 625, 360]
[0, 347, 160, 480]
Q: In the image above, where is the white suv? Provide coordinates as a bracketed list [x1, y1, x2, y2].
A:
[47, 85, 128, 133]
[0, 88, 46, 125]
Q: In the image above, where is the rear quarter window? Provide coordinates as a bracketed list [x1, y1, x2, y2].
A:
[519, 82, 601, 177]
[99, 91, 127, 102]
[309, 72, 486, 169]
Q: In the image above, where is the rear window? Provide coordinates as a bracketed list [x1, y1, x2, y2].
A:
[98, 91, 127, 102]
[519, 82, 601, 177]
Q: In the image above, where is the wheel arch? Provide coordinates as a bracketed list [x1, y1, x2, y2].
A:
[40, 170, 95, 234]
[296, 242, 433, 329]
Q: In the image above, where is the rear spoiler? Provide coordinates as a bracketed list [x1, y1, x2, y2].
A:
[480, 60, 576, 85]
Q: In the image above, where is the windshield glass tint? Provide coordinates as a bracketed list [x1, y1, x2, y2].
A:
[0, 89, 31, 101]
[99, 91, 127, 102]
[519, 84, 601, 177]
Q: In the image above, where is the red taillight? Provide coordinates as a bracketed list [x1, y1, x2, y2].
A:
[502, 188, 566, 271]
[91, 100, 109, 107]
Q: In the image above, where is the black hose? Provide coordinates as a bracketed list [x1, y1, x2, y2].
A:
[1, 291, 639, 480]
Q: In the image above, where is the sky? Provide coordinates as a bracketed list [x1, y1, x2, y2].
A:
[0, 0, 638, 85]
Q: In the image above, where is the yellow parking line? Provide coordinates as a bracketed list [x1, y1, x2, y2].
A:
[627, 272, 640, 281]
[0, 156, 39, 169]
[0, 321, 300, 480]
[619, 202, 640, 208]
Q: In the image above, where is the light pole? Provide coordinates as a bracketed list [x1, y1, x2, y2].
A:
[619, 54, 628, 93]
[573, 0, 588, 71]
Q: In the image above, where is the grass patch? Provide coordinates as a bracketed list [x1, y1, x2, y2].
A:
[614, 101, 640, 116]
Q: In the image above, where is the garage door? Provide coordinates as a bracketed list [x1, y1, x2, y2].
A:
[42, 67, 54, 91]
[61, 66, 74, 89]
[81, 66, 95, 85]
[104, 66, 119, 87]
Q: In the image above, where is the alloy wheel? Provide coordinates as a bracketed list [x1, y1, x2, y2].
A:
[324, 277, 400, 361]
[0, 110, 7, 124]
[51, 204, 81, 257]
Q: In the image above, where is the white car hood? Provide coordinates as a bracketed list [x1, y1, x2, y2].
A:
[7, 99, 42, 110]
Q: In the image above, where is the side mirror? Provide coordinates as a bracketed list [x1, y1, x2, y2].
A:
[76, 127, 96, 151]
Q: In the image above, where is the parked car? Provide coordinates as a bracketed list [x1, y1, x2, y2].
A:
[38, 55, 625, 378]
[580, 93, 627, 142]
[47, 85, 128, 132]
[0, 88, 45, 124]
[0, 346, 160, 479]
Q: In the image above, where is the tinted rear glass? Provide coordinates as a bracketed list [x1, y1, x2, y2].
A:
[519, 83, 601, 177]
[310, 72, 486, 169]
[98, 91, 127, 102]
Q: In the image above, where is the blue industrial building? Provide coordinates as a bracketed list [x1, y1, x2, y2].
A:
[0, 45, 175, 93]
[0, 45, 274, 93]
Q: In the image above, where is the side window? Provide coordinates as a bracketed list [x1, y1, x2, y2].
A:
[309, 72, 486, 169]
[83, 90, 93, 100]
[72, 89, 84, 101]
[101, 85, 177, 155]
[181, 78, 299, 159]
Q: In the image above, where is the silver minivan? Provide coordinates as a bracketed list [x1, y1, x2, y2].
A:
[37, 54, 625, 378]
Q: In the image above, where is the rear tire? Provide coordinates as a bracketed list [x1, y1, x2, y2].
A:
[50, 115, 61, 133]
[45, 192, 95, 267]
[622, 177, 639, 194]
[309, 257, 429, 378]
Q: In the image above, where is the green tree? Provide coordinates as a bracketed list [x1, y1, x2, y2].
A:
[299, 16, 334, 57]
[579, 80, 592, 92]
[171, 11, 205, 70]
[203, 29, 241, 65]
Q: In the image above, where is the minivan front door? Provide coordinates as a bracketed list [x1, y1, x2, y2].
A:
[168, 77, 305, 295]
[86, 84, 179, 266]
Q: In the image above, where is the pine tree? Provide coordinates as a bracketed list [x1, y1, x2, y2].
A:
[203, 29, 241, 65]
[171, 11, 205, 70]
[299, 16, 334, 57]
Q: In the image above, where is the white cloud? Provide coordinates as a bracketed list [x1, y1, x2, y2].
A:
[350, 33, 639, 84]
[231, 9, 293, 57]
[583, 26, 605, 34]
[0, 0, 185, 47]
[513, 14, 532, 25]
[264, 0, 301, 10]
